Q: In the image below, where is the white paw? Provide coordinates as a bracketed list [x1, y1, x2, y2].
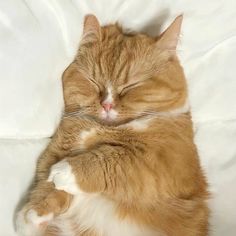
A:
[15, 208, 53, 236]
[47, 160, 79, 195]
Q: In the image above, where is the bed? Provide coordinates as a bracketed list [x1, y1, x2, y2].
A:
[0, 0, 236, 235]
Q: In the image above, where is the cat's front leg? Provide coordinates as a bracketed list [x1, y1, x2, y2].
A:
[47, 144, 136, 197]
[16, 185, 72, 236]
[16, 206, 53, 236]
[47, 156, 101, 196]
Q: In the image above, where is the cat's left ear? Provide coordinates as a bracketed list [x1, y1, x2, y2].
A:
[81, 14, 101, 44]
[156, 15, 183, 52]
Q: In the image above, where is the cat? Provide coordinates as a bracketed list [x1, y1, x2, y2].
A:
[16, 14, 209, 236]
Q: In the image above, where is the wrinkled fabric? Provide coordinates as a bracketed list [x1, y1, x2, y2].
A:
[0, 0, 235, 235]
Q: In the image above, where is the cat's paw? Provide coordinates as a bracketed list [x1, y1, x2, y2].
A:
[15, 208, 53, 236]
[48, 160, 79, 195]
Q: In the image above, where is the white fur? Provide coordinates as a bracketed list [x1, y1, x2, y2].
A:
[54, 193, 162, 236]
[27, 210, 53, 226]
[107, 108, 118, 119]
[15, 208, 53, 236]
[104, 85, 114, 104]
[123, 118, 151, 130]
[79, 128, 96, 148]
[101, 108, 118, 120]
[47, 160, 79, 195]
[158, 100, 190, 116]
[52, 219, 76, 236]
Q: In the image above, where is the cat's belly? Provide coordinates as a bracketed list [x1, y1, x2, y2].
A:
[55, 193, 163, 236]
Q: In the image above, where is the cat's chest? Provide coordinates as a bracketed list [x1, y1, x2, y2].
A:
[63, 127, 99, 153]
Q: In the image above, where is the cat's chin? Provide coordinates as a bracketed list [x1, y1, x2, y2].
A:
[98, 116, 137, 127]
[79, 113, 137, 126]
[99, 118, 122, 126]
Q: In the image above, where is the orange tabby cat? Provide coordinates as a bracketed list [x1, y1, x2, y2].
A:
[16, 14, 209, 236]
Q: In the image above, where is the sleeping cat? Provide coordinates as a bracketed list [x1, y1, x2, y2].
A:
[16, 14, 209, 236]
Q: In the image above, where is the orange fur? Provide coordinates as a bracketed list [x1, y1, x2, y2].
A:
[16, 15, 209, 236]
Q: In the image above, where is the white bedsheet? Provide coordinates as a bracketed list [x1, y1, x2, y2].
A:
[0, 0, 235, 235]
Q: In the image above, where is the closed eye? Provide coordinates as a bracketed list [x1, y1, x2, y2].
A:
[86, 77, 101, 93]
[119, 81, 143, 96]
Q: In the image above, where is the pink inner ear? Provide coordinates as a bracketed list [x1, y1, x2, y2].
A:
[82, 14, 101, 42]
[157, 15, 183, 51]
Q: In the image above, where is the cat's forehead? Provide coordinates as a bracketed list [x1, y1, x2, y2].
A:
[77, 28, 158, 87]
[96, 37, 155, 83]
[102, 33, 154, 55]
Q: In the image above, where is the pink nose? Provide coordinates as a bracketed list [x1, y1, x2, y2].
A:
[102, 103, 113, 111]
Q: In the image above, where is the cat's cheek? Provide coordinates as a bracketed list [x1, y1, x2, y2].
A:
[47, 160, 80, 195]
[15, 208, 53, 236]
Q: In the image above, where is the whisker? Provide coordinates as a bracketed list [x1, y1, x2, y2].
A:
[63, 110, 87, 118]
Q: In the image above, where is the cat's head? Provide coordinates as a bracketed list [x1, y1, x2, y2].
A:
[63, 14, 187, 125]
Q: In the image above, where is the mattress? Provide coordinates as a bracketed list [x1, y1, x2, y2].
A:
[0, 0, 235, 235]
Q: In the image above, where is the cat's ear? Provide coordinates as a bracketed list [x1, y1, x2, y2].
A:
[156, 15, 183, 52]
[81, 14, 101, 44]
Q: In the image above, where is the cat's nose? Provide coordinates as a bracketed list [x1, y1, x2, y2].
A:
[102, 103, 113, 112]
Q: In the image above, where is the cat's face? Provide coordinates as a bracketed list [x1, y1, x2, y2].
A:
[63, 15, 187, 125]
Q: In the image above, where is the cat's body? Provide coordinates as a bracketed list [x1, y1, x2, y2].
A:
[16, 15, 209, 236]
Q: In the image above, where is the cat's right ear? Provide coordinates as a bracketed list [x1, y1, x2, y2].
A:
[81, 14, 101, 44]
